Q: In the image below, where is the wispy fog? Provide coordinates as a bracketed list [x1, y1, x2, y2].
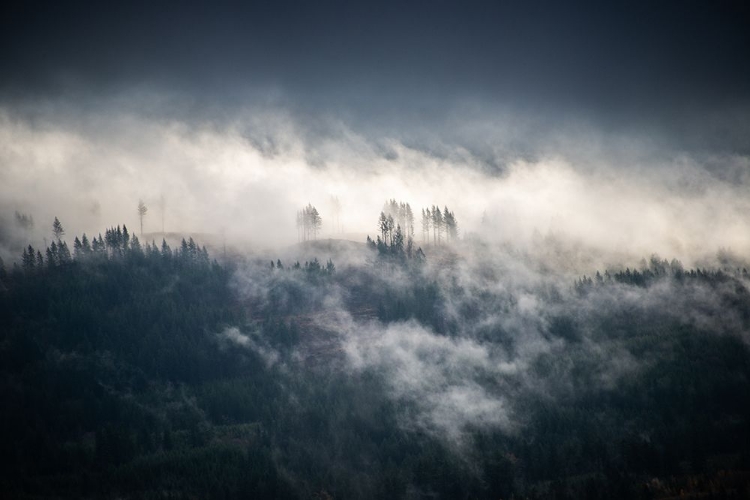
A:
[1, 95, 748, 268]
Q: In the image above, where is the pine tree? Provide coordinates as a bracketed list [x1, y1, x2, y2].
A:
[52, 217, 65, 241]
[421, 208, 431, 243]
[405, 203, 415, 239]
[161, 239, 171, 258]
[298, 204, 323, 241]
[74, 236, 83, 258]
[392, 225, 404, 255]
[310, 206, 322, 239]
[22, 245, 36, 271]
[138, 200, 148, 235]
[444, 207, 458, 242]
[81, 234, 91, 253]
[58, 241, 71, 264]
[434, 207, 444, 244]
[379, 212, 389, 243]
[131, 235, 142, 255]
[46, 242, 58, 268]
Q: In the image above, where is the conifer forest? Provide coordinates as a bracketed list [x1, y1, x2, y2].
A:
[2, 2, 750, 498]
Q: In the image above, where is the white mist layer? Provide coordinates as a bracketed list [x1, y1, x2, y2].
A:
[1, 106, 748, 267]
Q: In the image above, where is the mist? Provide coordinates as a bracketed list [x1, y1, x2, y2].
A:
[2, 95, 749, 269]
[3, 2, 750, 498]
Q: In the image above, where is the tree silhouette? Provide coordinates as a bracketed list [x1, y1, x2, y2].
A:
[14, 211, 34, 231]
[421, 208, 431, 243]
[21, 245, 36, 272]
[138, 200, 148, 236]
[298, 204, 323, 241]
[52, 217, 65, 241]
[444, 206, 458, 242]
[379, 212, 389, 243]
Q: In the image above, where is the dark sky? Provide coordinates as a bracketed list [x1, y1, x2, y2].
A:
[2, 1, 749, 155]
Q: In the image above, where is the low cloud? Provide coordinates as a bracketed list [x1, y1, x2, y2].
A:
[1, 97, 749, 269]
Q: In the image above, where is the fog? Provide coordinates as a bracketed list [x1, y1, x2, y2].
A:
[3, 3, 750, 496]
[2, 95, 749, 270]
[2, 92, 748, 449]
[223, 220, 749, 450]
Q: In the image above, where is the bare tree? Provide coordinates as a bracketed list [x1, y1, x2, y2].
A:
[137, 200, 148, 236]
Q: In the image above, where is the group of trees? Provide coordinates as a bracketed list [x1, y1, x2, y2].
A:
[293, 199, 456, 246]
[271, 257, 335, 275]
[18, 217, 71, 272]
[4, 213, 750, 499]
[367, 230, 424, 263]
[14, 211, 34, 231]
[7, 218, 211, 279]
[296, 204, 322, 242]
[421, 205, 458, 245]
[12, 196, 165, 250]
[381, 199, 415, 239]
[370, 201, 425, 263]
[20, 242, 70, 271]
[574, 255, 750, 293]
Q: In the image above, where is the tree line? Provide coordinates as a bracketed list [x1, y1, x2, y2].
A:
[421, 205, 457, 245]
[7, 217, 211, 278]
[574, 255, 750, 293]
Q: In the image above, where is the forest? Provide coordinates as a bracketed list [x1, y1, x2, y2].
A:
[1, 211, 749, 500]
[3, 0, 750, 497]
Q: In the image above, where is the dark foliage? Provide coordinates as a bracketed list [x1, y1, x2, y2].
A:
[1, 232, 749, 499]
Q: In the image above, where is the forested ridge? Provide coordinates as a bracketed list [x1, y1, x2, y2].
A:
[1, 224, 750, 499]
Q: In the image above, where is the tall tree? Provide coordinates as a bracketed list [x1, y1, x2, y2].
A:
[52, 216, 65, 241]
[81, 234, 91, 254]
[21, 245, 36, 272]
[434, 207, 444, 244]
[444, 207, 458, 242]
[46, 242, 58, 268]
[310, 205, 322, 240]
[298, 204, 323, 241]
[138, 200, 148, 236]
[392, 225, 404, 255]
[421, 208, 431, 243]
[405, 203, 415, 239]
[73, 236, 83, 259]
[379, 212, 389, 243]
